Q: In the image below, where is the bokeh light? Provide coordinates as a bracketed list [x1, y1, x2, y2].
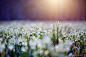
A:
[0, 0, 86, 21]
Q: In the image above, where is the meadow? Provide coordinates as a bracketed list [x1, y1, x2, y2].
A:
[0, 21, 86, 57]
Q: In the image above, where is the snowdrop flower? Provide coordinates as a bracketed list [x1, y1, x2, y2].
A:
[0, 37, 3, 41]
[48, 46, 54, 52]
[0, 27, 3, 31]
[8, 44, 14, 50]
[32, 31, 35, 34]
[39, 49, 43, 55]
[68, 53, 73, 56]
[21, 47, 26, 52]
[0, 47, 4, 53]
[64, 46, 70, 52]
[10, 28, 13, 32]
[38, 27, 42, 31]
[22, 42, 27, 46]
[43, 30, 47, 33]
[81, 32, 84, 35]
[59, 38, 63, 44]
[5, 30, 8, 33]
[42, 36, 51, 44]
[22, 36, 25, 39]
[31, 46, 36, 50]
[32, 36, 36, 40]
[30, 28, 35, 31]
[36, 39, 43, 48]
[0, 38, 3, 44]
[17, 38, 24, 44]
[33, 51, 37, 56]
[14, 29, 19, 34]
[29, 40, 36, 47]
[36, 31, 40, 35]
[55, 45, 59, 52]
[9, 38, 15, 44]
[65, 40, 72, 47]
[20, 31, 23, 34]
[0, 43, 5, 50]
[50, 24, 53, 29]
[55, 43, 66, 52]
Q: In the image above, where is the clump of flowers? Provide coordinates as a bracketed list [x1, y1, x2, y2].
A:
[0, 21, 85, 57]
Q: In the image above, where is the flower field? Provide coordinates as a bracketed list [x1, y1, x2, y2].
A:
[0, 21, 86, 57]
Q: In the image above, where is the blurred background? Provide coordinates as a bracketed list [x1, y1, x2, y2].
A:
[0, 0, 86, 21]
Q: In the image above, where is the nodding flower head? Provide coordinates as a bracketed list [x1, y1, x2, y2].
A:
[21, 47, 26, 52]
[8, 44, 14, 50]
[0, 43, 5, 53]
[42, 36, 51, 44]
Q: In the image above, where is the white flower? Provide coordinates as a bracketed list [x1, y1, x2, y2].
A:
[22, 42, 27, 46]
[16, 38, 24, 45]
[31, 46, 36, 50]
[55, 45, 59, 52]
[0, 43, 5, 51]
[42, 36, 51, 44]
[2, 44, 5, 49]
[48, 46, 54, 52]
[64, 46, 70, 52]
[36, 39, 43, 48]
[21, 47, 26, 52]
[8, 44, 14, 50]
[33, 51, 37, 56]
[59, 38, 63, 43]
[38, 27, 42, 31]
[29, 40, 36, 47]
[36, 31, 40, 35]
[55, 43, 66, 52]
[65, 40, 72, 47]
[0, 38, 3, 41]
[50, 24, 53, 29]
[0, 47, 4, 53]
[39, 49, 43, 55]
[9, 38, 15, 44]
[32, 36, 36, 40]
[68, 53, 73, 56]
